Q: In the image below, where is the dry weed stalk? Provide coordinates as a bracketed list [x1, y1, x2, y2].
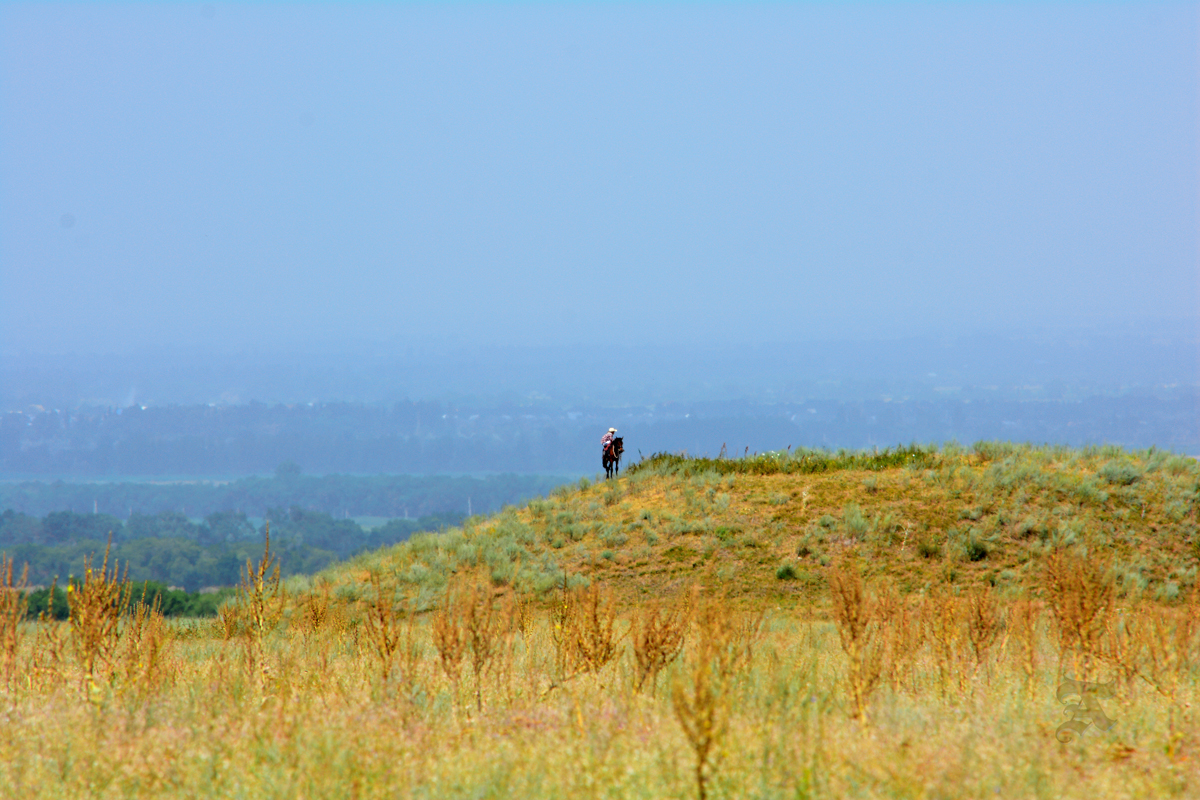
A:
[1044, 549, 1114, 680]
[507, 589, 530, 641]
[68, 538, 132, 692]
[1131, 595, 1200, 755]
[431, 577, 505, 709]
[925, 589, 966, 698]
[362, 572, 402, 683]
[965, 585, 1001, 676]
[549, 578, 572, 678]
[827, 562, 885, 722]
[564, 583, 621, 677]
[672, 594, 739, 800]
[633, 593, 690, 692]
[300, 582, 334, 633]
[239, 523, 284, 683]
[462, 580, 502, 711]
[1008, 597, 1042, 696]
[491, 591, 523, 704]
[1144, 608, 1195, 696]
[119, 586, 171, 695]
[28, 578, 66, 689]
[242, 522, 284, 639]
[432, 586, 466, 689]
[398, 604, 423, 693]
[881, 592, 924, 694]
[1138, 594, 1198, 699]
[1097, 602, 1148, 697]
[0, 555, 28, 688]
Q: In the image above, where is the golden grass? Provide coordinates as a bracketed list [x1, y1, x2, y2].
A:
[3, 446, 1200, 797]
[2, 585, 1200, 798]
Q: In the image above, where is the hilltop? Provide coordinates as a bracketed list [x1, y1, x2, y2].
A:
[315, 442, 1200, 610]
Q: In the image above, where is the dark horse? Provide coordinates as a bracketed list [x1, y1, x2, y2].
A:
[603, 437, 624, 480]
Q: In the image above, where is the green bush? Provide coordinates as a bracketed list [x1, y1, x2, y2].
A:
[962, 531, 990, 562]
[917, 539, 942, 559]
[842, 503, 869, 539]
[776, 563, 798, 581]
[1099, 460, 1144, 486]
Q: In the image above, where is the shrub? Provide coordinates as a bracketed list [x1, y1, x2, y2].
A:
[962, 531, 989, 562]
[842, 504, 869, 539]
[1164, 455, 1197, 477]
[1099, 460, 1144, 486]
[1014, 515, 1046, 540]
[917, 538, 942, 559]
[776, 563, 798, 581]
[601, 528, 629, 549]
[973, 441, 1022, 462]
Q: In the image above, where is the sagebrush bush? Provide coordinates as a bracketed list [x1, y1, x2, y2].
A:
[1100, 459, 1144, 486]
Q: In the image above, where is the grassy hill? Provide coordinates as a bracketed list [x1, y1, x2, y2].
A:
[8, 442, 1200, 799]
[314, 443, 1200, 611]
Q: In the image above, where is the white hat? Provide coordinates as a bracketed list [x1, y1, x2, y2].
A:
[608, 428, 617, 433]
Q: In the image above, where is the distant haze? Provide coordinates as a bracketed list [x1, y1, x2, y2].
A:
[2, 3, 1196, 360]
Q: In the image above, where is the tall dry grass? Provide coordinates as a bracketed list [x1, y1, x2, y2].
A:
[3, 542, 1200, 797]
[0, 555, 28, 689]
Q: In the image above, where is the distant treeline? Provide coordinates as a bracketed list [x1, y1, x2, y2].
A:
[24, 582, 238, 620]
[0, 471, 569, 519]
[0, 507, 464, 591]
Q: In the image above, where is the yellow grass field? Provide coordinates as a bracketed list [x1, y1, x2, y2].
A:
[2, 444, 1199, 799]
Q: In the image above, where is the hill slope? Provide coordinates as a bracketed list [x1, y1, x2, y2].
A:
[315, 443, 1200, 609]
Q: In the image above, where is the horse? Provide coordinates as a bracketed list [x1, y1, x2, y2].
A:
[603, 437, 624, 480]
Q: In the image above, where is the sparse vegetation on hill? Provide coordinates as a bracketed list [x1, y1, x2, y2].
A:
[321, 442, 1199, 611]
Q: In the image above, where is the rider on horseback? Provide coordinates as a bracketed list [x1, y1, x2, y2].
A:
[601, 428, 617, 458]
[601, 428, 624, 479]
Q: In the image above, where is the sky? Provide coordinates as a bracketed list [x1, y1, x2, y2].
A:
[1, 2, 1196, 358]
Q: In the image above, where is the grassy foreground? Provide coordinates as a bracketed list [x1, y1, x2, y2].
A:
[1, 443, 1199, 798]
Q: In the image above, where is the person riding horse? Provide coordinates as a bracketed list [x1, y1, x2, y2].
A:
[602, 428, 624, 479]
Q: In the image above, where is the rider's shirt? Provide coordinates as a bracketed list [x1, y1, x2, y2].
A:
[601, 432, 614, 451]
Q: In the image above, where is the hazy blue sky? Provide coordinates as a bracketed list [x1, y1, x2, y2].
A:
[1, 2, 1196, 356]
